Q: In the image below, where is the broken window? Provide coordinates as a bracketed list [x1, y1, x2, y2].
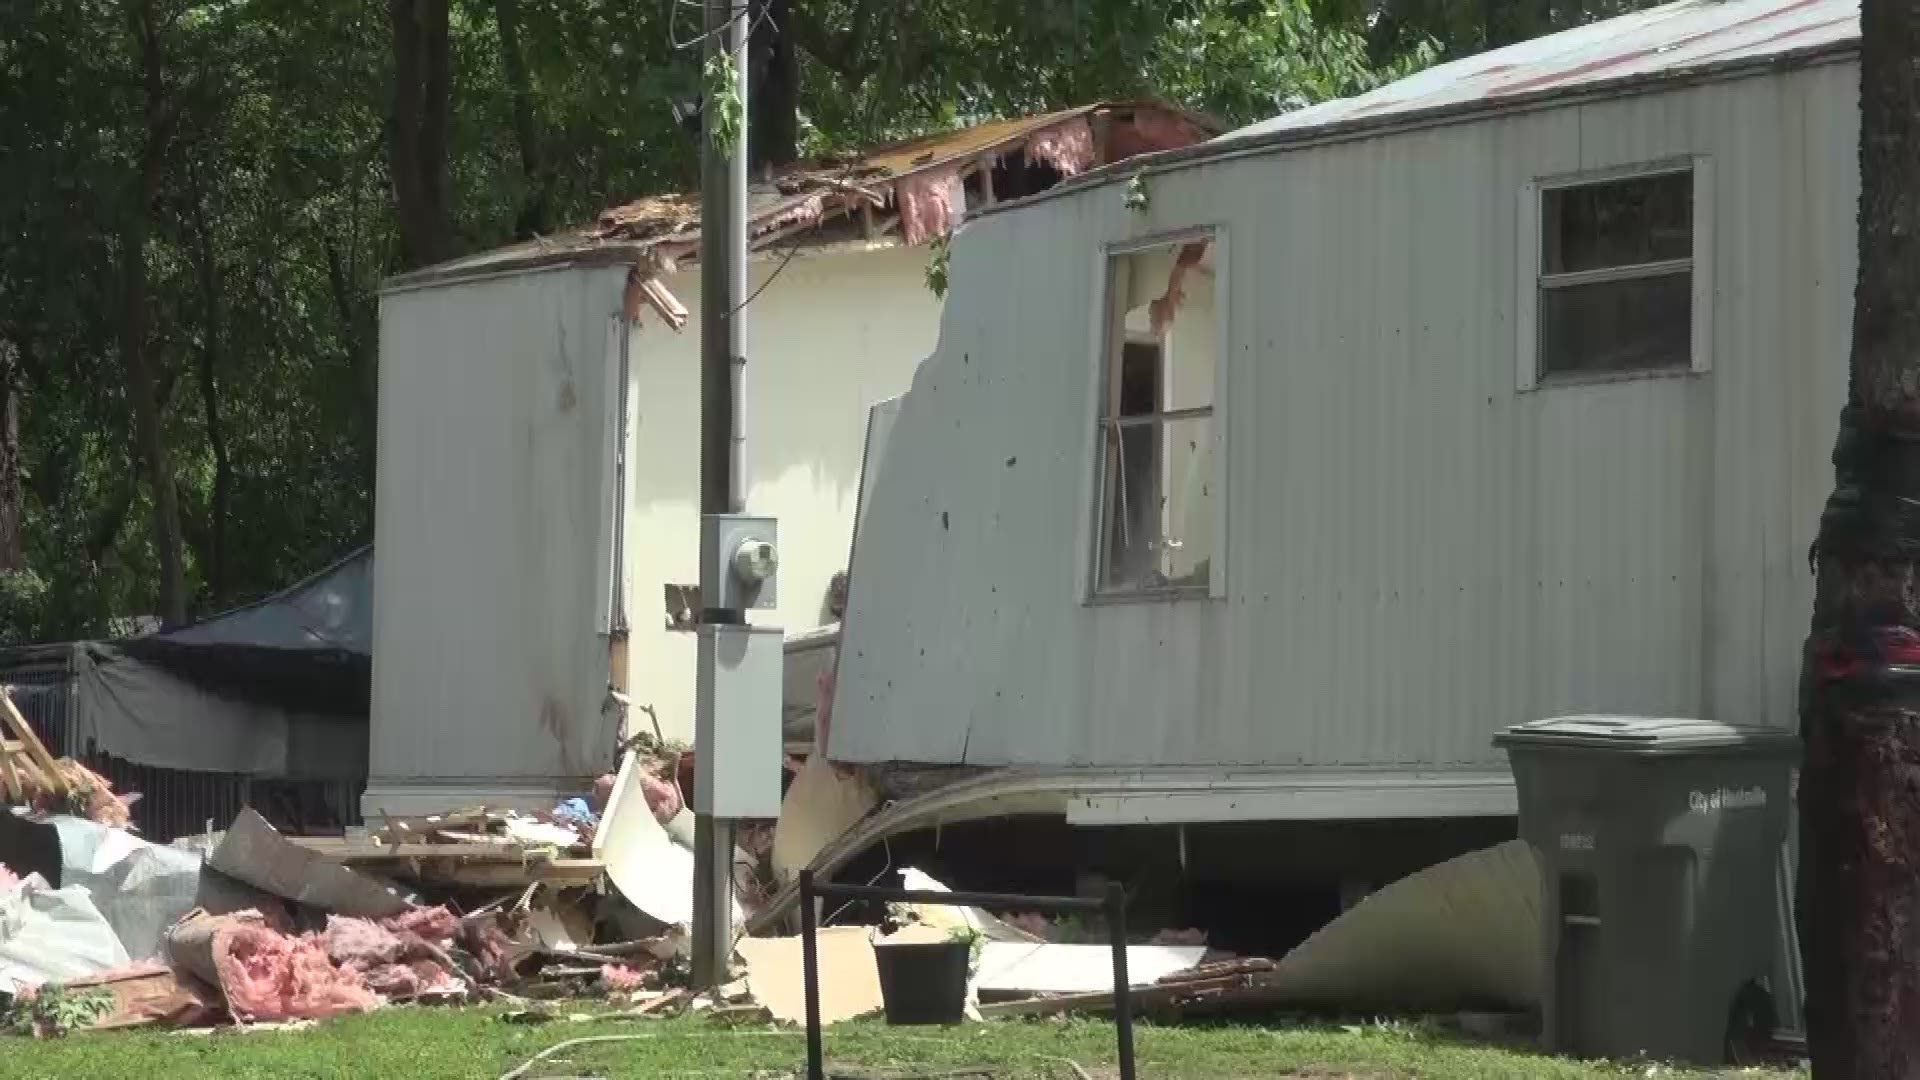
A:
[1534, 166, 1697, 380]
[1093, 233, 1217, 596]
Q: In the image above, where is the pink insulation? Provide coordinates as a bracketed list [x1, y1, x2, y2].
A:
[325, 914, 466, 1002]
[641, 770, 682, 824]
[457, 918, 521, 985]
[601, 963, 647, 992]
[382, 905, 459, 942]
[214, 920, 378, 1022]
[0, 862, 17, 890]
[897, 166, 966, 246]
[1024, 117, 1096, 177]
[324, 916, 406, 967]
[754, 193, 825, 238]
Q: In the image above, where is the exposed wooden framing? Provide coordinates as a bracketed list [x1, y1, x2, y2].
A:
[861, 201, 877, 240]
[1091, 108, 1114, 167]
[1, 688, 63, 783]
[418, 859, 606, 888]
[750, 215, 825, 251]
[976, 154, 998, 206]
[812, 178, 885, 207]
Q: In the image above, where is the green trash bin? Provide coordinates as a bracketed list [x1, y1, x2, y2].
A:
[1494, 716, 1799, 1065]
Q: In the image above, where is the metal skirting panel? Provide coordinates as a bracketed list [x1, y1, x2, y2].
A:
[1064, 772, 1518, 825]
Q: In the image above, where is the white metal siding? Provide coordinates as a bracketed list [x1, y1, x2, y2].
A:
[832, 62, 1856, 770]
[622, 245, 942, 744]
[370, 265, 627, 793]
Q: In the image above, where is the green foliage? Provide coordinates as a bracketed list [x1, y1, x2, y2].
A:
[1147, 0, 1437, 125]
[4, 985, 116, 1038]
[923, 234, 951, 299]
[5, 0, 1644, 645]
[704, 52, 745, 157]
[0, 1005, 1807, 1078]
[945, 924, 985, 971]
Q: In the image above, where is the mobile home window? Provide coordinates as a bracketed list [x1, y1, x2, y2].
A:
[1092, 232, 1218, 597]
[1533, 166, 1698, 380]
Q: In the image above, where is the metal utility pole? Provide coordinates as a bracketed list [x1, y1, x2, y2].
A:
[693, 0, 750, 989]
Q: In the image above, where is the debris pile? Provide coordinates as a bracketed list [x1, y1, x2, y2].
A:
[0, 733, 730, 1039]
[0, 693, 133, 827]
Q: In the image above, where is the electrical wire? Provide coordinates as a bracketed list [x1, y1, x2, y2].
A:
[720, 235, 803, 320]
[496, 1032, 800, 1080]
[667, 0, 770, 53]
[821, 834, 893, 926]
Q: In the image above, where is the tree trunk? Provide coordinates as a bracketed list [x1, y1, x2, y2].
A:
[0, 340, 21, 574]
[123, 0, 188, 627]
[388, 0, 455, 268]
[750, 0, 800, 172]
[493, 0, 550, 238]
[187, 170, 230, 606]
[1798, 0, 1920, 1074]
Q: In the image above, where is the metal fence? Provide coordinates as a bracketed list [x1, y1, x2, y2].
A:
[1, 656, 363, 844]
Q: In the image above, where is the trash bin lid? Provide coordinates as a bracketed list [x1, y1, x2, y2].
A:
[1493, 715, 1801, 755]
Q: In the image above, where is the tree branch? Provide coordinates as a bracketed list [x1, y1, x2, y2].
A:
[493, 0, 550, 237]
[785, 0, 880, 90]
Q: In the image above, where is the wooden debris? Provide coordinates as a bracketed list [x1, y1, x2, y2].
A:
[0, 690, 133, 825]
[286, 808, 603, 891]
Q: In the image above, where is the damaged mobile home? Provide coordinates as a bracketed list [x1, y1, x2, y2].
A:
[365, 104, 1212, 816]
[783, 0, 1853, 1009]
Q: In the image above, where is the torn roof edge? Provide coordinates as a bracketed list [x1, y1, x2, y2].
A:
[382, 101, 1215, 296]
[963, 34, 1857, 228]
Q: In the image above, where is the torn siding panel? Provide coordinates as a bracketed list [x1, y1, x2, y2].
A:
[829, 65, 1851, 773]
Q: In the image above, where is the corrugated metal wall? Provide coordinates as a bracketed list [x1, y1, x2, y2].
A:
[1, 659, 362, 843]
[369, 264, 628, 813]
[833, 60, 1857, 770]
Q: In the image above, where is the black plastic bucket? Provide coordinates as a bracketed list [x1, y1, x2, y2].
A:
[873, 939, 971, 1025]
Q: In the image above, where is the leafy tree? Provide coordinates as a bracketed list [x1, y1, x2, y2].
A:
[0, 0, 1498, 644]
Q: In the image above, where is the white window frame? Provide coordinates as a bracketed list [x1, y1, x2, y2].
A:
[1515, 156, 1714, 391]
[1080, 226, 1229, 605]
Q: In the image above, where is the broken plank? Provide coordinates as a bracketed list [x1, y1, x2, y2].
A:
[415, 858, 605, 889]
[1155, 957, 1277, 984]
[289, 838, 564, 862]
[975, 972, 1268, 1019]
[0, 690, 63, 782]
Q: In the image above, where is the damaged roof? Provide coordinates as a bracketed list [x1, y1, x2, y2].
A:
[1226, 0, 1856, 142]
[969, 0, 1857, 223]
[387, 101, 1214, 293]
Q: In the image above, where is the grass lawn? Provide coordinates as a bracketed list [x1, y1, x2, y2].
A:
[0, 1006, 1810, 1080]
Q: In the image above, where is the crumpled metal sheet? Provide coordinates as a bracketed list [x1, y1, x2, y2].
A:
[49, 815, 203, 962]
[0, 873, 133, 993]
[1233, 839, 1546, 1012]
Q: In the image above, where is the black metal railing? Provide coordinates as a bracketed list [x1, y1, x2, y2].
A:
[797, 869, 1137, 1080]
